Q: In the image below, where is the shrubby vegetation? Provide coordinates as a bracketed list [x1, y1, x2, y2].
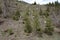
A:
[33, 15, 43, 37]
[24, 19, 32, 33]
[44, 27, 54, 35]
[44, 17, 54, 35]
[1, 28, 14, 36]
[39, 7, 49, 18]
[24, 11, 32, 33]
[44, 12, 49, 18]
[13, 10, 20, 21]
[39, 7, 54, 35]
[44, 7, 49, 18]
[6, 28, 14, 35]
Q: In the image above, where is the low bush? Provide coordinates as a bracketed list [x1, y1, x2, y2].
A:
[44, 27, 54, 35]
[44, 18, 54, 35]
[39, 8, 49, 17]
[24, 12, 32, 33]
[24, 19, 32, 33]
[13, 15, 19, 21]
[24, 23, 32, 33]
[12, 10, 20, 21]
[44, 12, 49, 17]
[33, 15, 43, 37]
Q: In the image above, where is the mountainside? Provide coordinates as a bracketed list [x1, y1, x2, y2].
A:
[0, 0, 60, 40]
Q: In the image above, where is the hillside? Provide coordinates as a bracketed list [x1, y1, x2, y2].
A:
[0, 0, 60, 40]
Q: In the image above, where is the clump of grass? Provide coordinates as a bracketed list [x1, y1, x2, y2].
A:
[44, 7, 50, 18]
[1, 31, 6, 36]
[39, 8, 49, 18]
[6, 28, 14, 35]
[13, 15, 19, 21]
[33, 15, 43, 37]
[15, 10, 20, 17]
[24, 11, 32, 34]
[24, 22, 32, 33]
[1, 28, 14, 36]
[44, 27, 54, 35]
[44, 18, 54, 35]
[12, 10, 20, 21]
[45, 19, 51, 27]
[43, 12, 49, 18]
